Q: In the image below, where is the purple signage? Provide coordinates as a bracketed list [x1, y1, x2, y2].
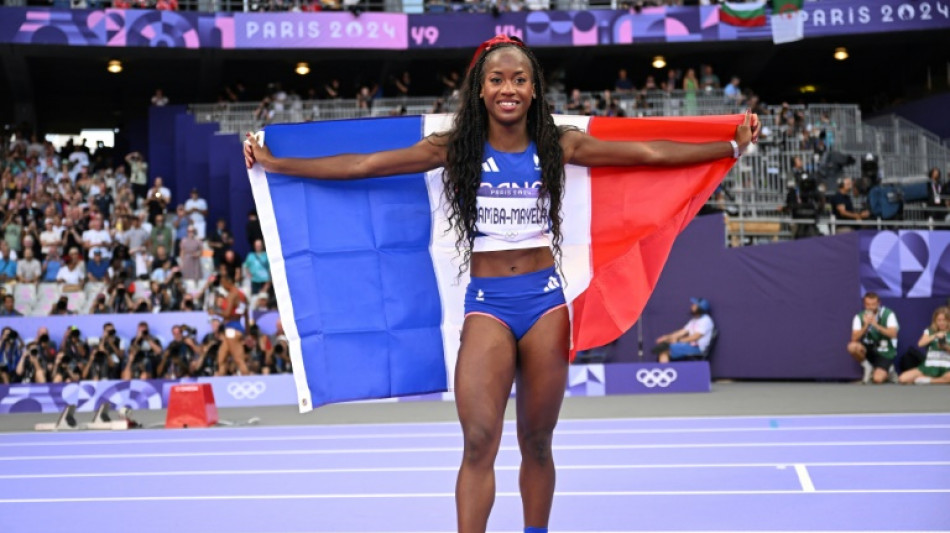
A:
[233, 12, 406, 49]
[603, 362, 712, 395]
[0, 1, 946, 49]
[860, 230, 950, 298]
[408, 12, 526, 49]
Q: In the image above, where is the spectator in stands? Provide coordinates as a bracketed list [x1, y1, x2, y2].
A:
[149, 214, 174, 257]
[641, 75, 658, 93]
[82, 215, 112, 260]
[61, 216, 84, 255]
[179, 226, 203, 281]
[220, 249, 243, 284]
[1, 294, 20, 317]
[16, 247, 41, 283]
[899, 306, 950, 385]
[42, 247, 63, 282]
[244, 239, 271, 295]
[3, 209, 23, 255]
[565, 89, 583, 113]
[814, 112, 837, 151]
[683, 68, 698, 115]
[56, 247, 85, 290]
[126, 152, 148, 200]
[651, 297, 715, 363]
[723, 76, 742, 105]
[393, 71, 412, 99]
[121, 322, 162, 380]
[323, 79, 341, 99]
[614, 68, 634, 94]
[925, 167, 949, 220]
[848, 292, 899, 384]
[0, 241, 17, 284]
[208, 218, 233, 267]
[89, 293, 110, 314]
[39, 218, 62, 259]
[184, 188, 208, 239]
[116, 214, 150, 279]
[828, 177, 869, 231]
[700, 64, 720, 91]
[146, 179, 170, 223]
[86, 249, 110, 283]
[151, 88, 169, 106]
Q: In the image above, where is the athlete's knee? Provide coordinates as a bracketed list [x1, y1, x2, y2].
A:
[461, 424, 501, 465]
[519, 427, 554, 464]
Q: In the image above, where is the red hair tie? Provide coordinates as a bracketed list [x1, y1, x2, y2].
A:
[468, 35, 525, 72]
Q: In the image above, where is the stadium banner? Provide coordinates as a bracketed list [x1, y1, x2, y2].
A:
[0, 1, 946, 49]
[860, 230, 950, 298]
[0, 362, 710, 414]
[407, 12, 526, 49]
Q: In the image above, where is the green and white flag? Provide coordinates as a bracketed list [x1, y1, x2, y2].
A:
[720, 1, 767, 27]
[771, 0, 804, 44]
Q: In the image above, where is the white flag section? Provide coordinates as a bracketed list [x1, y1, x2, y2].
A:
[771, 12, 804, 44]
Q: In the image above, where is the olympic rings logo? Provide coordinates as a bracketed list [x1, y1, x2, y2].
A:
[227, 381, 267, 400]
[636, 368, 678, 388]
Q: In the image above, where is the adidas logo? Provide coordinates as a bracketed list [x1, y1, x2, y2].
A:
[543, 276, 561, 292]
[475, 289, 485, 302]
[481, 157, 500, 173]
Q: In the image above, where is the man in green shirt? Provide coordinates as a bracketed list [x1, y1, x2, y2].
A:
[847, 292, 899, 384]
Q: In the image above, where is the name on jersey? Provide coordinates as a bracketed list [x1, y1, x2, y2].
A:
[477, 206, 549, 226]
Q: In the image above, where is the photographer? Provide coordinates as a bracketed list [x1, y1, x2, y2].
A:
[243, 323, 272, 375]
[85, 323, 124, 381]
[785, 171, 825, 239]
[0, 327, 23, 384]
[120, 322, 162, 380]
[847, 292, 899, 384]
[190, 320, 221, 377]
[163, 268, 186, 311]
[51, 326, 88, 383]
[899, 306, 950, 385]
[108, 277, 135, 313]
[15, 342, 47, 384]
[156, 325, 198, 379]
[272, 319, 291, 374]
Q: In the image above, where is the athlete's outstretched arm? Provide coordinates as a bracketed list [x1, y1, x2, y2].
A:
[244, 133, 447, 180]
[562, 110, 759, 168]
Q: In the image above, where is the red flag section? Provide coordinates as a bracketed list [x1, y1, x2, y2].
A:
[571, 115, 743, 355]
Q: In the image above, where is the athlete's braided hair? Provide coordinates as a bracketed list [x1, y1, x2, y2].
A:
[442, 38, 565, 276]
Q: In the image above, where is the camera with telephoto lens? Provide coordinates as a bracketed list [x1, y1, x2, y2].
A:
[180, 325, 197, 337]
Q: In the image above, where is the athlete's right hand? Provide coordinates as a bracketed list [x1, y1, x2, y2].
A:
[244, 132, 274, 170]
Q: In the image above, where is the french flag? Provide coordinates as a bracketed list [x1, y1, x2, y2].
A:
[248, 114, 740, 411]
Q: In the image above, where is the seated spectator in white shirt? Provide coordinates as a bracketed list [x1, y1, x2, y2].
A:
[184, 188, 208, 239]
[82, 216, 112, 260]
[15, 248, 42, 283]
[56, 248, 86, 289]
[39, 219, 63, 257]
[652, 298, 716, 363]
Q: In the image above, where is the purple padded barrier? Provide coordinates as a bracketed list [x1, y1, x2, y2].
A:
[207, 133, 240, 240]
[603, 362, 711, 395]
[614, 214, 864, 381]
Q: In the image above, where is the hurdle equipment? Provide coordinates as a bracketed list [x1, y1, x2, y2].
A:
[84, 404, 139, 430]
[165, 383, 219, 428]
[35, 404, 79, 431]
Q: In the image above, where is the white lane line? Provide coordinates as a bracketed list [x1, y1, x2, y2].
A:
[2, 411, 948, 439]
[4, 424, 950, 448]
[794, 464, 816, 492]
[2, 488, 948, 504]
[3, 440, 949, 461]
[3, 461, 949, 480]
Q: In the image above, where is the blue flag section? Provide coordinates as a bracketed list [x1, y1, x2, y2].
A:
[251, 117, 449, 410]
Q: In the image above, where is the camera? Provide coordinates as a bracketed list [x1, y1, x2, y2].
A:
[38, 334, 49, 344]
[181, 325, 197, 337]
[274, 344, 285, 355]
[29, 347, 39, 357]
[70, 328, 81, 339]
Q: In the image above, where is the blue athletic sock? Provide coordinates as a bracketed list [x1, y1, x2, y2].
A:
[525, 528, 548, 533]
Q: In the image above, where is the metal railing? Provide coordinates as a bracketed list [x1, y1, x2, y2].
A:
[190, 94, 950, 246]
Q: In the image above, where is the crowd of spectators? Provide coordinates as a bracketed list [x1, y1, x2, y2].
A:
[0, 126, 286, 383]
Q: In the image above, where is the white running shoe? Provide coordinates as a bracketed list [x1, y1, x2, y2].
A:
[861, 360, 873, 384]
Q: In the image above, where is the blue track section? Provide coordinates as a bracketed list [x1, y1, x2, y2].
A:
[1, 413, 948, 532]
